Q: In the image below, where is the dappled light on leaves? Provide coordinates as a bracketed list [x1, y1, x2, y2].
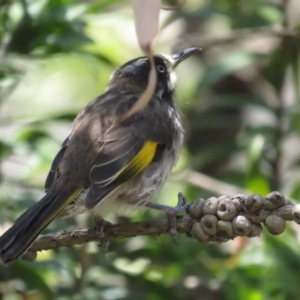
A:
[1, 0, 300, 299]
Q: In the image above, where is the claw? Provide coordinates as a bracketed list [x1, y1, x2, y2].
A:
[177, 192, 187, 207]
[93, 215, 111, 250]
[143, 192, 189, 242]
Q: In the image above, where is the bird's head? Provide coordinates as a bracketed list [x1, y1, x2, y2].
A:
[107, 48, 200, 97]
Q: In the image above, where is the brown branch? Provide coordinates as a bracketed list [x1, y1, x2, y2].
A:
[22, 191, 300, 262]
[29, 217, 191, 252]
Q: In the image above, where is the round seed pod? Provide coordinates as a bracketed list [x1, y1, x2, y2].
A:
[217, 198, 237, 221]
[231, 194, 247, 211]
[265, 215, 286, 235]
[285, 199, 295, 206]
[218, 195, 230, 201]
[200, 215, 218, 236]
[189, 198, 205, 219]
[264, 191, 286, 210]
[244, 194, 263, 212]
[292, 204, 300, 225]
[192, 222, 210, 242]
[22, 251, 37, 262]
[203, 197, 219, 215]
[247, 223, 263, 237]
[217, 220, 233, 238]
[232, 216, 252, 236]
[233, 194, 247, 201]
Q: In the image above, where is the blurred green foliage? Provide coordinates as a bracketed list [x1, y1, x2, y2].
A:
[1, 0, 300, 299]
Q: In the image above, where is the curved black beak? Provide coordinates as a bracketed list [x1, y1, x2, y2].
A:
[171, 47, 200, 68]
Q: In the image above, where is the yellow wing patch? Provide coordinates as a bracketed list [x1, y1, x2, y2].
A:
[118, 140, 157, 181]
[85, 140, 159, 209]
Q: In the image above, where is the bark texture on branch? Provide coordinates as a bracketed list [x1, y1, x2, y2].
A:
[22, 191, 300, 262]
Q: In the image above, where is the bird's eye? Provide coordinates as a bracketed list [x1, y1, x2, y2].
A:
[157, 65, 165, 73]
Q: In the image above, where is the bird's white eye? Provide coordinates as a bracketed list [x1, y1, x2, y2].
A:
[157, 65, 165, 73]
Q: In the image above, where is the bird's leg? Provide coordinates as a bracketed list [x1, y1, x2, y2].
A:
[142, 193, 189, 242]
[93, 215, 111, 250]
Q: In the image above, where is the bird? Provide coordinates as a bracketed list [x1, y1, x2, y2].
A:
[0, 47, 200, 265]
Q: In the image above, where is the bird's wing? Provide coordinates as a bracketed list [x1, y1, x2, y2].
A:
[85, 92, 178, 209]
[43, 90, 177, 210]
[85, 127, 159, 209]
[45, 136, 70, 191]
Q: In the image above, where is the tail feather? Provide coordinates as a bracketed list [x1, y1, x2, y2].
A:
[0, 185, 81, 265]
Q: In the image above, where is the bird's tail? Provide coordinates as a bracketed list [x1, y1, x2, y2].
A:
[0, 182, 82, 265]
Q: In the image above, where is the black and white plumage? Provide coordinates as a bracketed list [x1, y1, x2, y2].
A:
[0, 48, 199, 265]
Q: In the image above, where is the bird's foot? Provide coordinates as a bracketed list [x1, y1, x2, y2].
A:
[93, 215, 111, 251]
[143, 192, 189, 243]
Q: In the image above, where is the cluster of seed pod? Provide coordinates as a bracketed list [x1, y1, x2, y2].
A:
[189, 191, 299, 242]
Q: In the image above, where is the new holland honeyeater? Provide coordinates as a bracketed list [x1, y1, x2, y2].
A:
[0, 48, 199, 265]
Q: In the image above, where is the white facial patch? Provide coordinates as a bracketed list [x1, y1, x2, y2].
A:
[168, 71, 177, 91]
[159, 54, 177, 91]
[162, 54, 175, 65]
